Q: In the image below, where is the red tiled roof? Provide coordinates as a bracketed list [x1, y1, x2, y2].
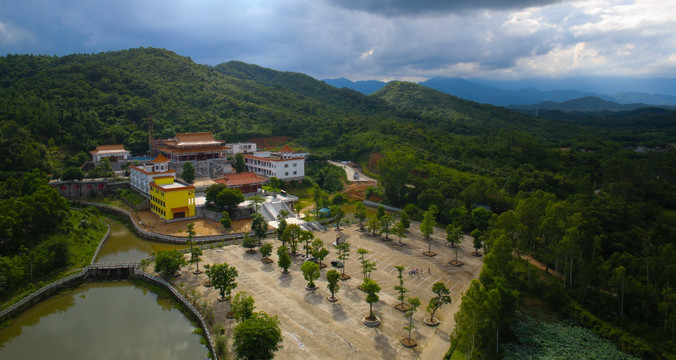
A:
[279, 145, 294, 153]
[151, 154, 169, 163]
[214, 172, 268, 186]
[90, 144, 128, 154]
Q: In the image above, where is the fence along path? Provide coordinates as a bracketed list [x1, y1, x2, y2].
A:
[75, 201, 273, 244]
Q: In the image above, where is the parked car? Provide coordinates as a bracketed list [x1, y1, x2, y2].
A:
[331, 260, 343, 268]
[302, 255, 319, 263]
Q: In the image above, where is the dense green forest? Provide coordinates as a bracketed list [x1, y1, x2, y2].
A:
[1, 48, 675, 358]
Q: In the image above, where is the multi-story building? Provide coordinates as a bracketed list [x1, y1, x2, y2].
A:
[149, 176, 196, 220]
[129, 154, 175, 196]
[157, 132, 230, 178]
[243, 146, 306, 181]
[225, 142, 257, 156]
[89, 144, 131, 165]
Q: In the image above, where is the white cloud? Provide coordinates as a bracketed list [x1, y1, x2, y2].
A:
[0, 21, 31, 45]
[0, 0, 675, 79]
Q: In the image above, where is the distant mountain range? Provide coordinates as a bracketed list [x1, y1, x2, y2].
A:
[323, 76, 676, 109]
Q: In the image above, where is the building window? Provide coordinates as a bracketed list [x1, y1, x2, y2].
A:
[285, 172, 289, 176]
[284, 164, 289, 168]
[293, 163, 297, 167]
[293, 171, 297, 175]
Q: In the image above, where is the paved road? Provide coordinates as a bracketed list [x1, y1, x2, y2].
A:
[328, 160, 376, 182]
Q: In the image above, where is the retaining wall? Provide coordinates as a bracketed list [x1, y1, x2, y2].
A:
[362, 200, 403, 213]
[75, 201, 272, 244]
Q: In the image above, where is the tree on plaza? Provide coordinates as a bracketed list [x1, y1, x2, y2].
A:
[336, 242, 351, 280]
[402, 297, 421, 347]
[448, 224, 464, 265]
[326, 269, 341, 301]
[232, 291, 256, 323]
[394, 220, 408, 246]
[473, 231, 483, 256]
[154, 249, 187, 278]
[399, 211, 411, 230]
[277, 246, 292, 273]
[182, 161, 195, 183]
[363, 278, 382, 321]
[207, 263, 238, 302]
[251, 212, 268, 246]
[311, 238, 329, 268]
[187, 223, 196, 249]
[366, 215, 380, 236]
[276, 214, 288, 243]
[234, 153, 246, 173]
[284, 224, 302, 255]
[301, 260, 320, 289]
[232, 312, 283, 360]
[355, 202, 367, 230]
[421, 206, 437, 256]
[394, 265, 410, 311]
[190, 246, 203, 274]
[242, 234, 257, 254]
[380, 215, 394, 240]
[260, 243, 273, 263]
[220, 211, 232, 229]
[301, 230, 315, 257]
[426, 282, 452, 325]
[330, 204, 345, 229]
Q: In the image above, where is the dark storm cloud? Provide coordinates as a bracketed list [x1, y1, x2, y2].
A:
[324, 0, 570, 16]
[1, 0, 674, 80]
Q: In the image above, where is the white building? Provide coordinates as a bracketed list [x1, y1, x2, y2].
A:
[129, 154, 176, 196]
[243, 146, 305, 181]
[89, 144, 131, 164]
[226, 142, 257, 155]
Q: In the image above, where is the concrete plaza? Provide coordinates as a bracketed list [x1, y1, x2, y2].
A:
[176, 222, 483, 360]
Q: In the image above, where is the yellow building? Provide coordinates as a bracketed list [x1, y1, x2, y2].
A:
[149, 175, 196, 220]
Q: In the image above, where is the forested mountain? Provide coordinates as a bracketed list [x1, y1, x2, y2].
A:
[509, 96, 657, 113]
[1, 47, 675, 359]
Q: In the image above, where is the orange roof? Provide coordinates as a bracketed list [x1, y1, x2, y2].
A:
[174, 132, 223, 144]
[151, 154, 169, 163]
[158, 145, 229, 154]
[214, 172, 268, 187]
[129, 165, 176, 176]
[279, 145, 294, 153]
[90, 144, 129, 154]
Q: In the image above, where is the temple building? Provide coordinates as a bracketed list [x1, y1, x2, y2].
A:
[89, 144, 131, 165]
[213, 172, 269, 194]
[157, 132, 230, 178]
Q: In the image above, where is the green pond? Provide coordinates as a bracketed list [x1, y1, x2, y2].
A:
[95, 218, 187, 263]
[0, 282, 208, 359]
[0, 218, 208, 359]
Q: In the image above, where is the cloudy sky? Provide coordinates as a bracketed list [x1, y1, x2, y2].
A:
[1, 0, 674, 81]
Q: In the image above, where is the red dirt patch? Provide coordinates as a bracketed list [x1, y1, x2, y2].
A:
[247, 136, 291, 150]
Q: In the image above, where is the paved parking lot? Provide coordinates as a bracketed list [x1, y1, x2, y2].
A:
[173, 222, 483, 360]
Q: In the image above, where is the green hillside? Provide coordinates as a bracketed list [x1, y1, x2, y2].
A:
[1, 47, 675, 359]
